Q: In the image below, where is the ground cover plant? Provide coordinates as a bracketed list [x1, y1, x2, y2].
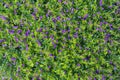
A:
[0, 0, 120, 80]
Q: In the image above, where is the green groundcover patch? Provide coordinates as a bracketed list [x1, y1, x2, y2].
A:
[0, 0, 120, 80]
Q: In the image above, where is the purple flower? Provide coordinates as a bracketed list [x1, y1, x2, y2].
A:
[28, 56, 31, 60]
[83, 14, 88, 20]
[102, 7, 104, 10]
[25, 30, 30, 36]
[58, 50, 62, 52]
[32, 13, 37, 20]
[10, 78, 13, 80]
[68, 35, 71, 40]
[50, 35, 54, 40]
[73, 33, 78, 38]
[56, 16, 61, 20]
[13, 26, 18, 29]
[9, 30, 14, 34]
[40, 16, 43, 20]
[95, 70, 100, 74]
[0, 39, 4, 43]
[26, 44, 28, 51]
[46, 13, 49, 17]
[22, 64, 25, 67]
[104, 33, 111, 42]
[107, 50, 111, 54]
[103, 22, 108, 24]
[108, 6, 112, 8]
[45, 32, 48, 34]
[36, 62, 39, 65]
[75, 28, 79, 31]
[102, 75, 106, 80]
[67, 29, 70, 32]
[63, 1, 67, 4]
[99, 0, 103, 6]
[37, 28, 43, 32]
[110, 61, 113, 65]
[17, 30, 22, 34]
[67, 18, 71, 20]
[100, 22, 103, 26]
[52, 18, 57, 23]
[109, 24, 113, 30]
[37, 40, 41, 46]
[77, 63, 80, 66]
[94, 78, 97, 80]
[49, 54, 53, 56]
[84, 56, 91, 60]
[11, 57, 16, 61]
[0, 15, 7, 20]
[58, 0, 62, 3]
[53, 44, 57, 48]
[100, 16, 102, 18]
[61, 30, 66, 34]
[97, 12, 100, 14]
[14, 36, 18, 42]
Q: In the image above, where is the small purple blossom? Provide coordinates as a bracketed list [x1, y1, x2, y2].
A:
[77, 63, 80, 66]
[11, 57, 16, 61]
[103, 22, 108, 24]
[26, 44, 28, 51]
[40, 16, 43, 20]
[73, 32, 78, 38]
[58, 50, 62, 52]
[37, 28, 43, 32]
[58, 0, 62, 3]
[0, 39, 4, 43]
[28, 56, 31, 60]
[37, 40, 41, 46]
[104, 33, 111, 42]
[83, 14, 88, 20]
[56, 16, 61, 20]
[67, 18, 71, 20]
[100, 16, 102, 18]
[9, 30, 15, 34]
[50, 35, 54, 40]
[61, 30, 66, 34]
[48, 65, 51, 69]
[109, 24, 113, 30]
[94, 78, 97, 80]
[53, 44, 57, 48]
[75, 28, 79, 31]
[0, 15, 7, 20]
[49, 54, 53, 56]
[25, 30, 30, 36]
[84, 56, 91, 60]
[102, 75, 106, 80]
[100, 22, 103, 26]
[52, 18, 57, 23]
[13, 26, 18, 29]
[46, 13, 49, 17]
[95, 70, 100, 74]
[14, 36, 18, 42]
[63, 1, 67, 4]
[17, 30, 22, 34]
[99, 0, 103, 6]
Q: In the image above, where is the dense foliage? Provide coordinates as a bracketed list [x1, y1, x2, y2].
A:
[0, 0, 120, 80]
